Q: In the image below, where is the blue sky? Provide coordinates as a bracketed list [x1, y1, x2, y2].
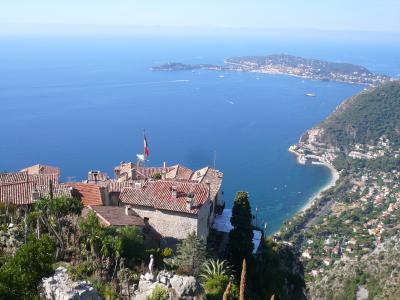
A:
[1, 0, 400, 33]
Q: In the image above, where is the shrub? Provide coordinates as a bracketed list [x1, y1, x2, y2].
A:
[93, 281, 118, 300]
[152, 172, 162, 180]
[200, 259, 232, 282]
[203, 274, 231, 300]
[147, 284, 170, 300]
[68, 261, 94, 280]
[0, 235, 56, 300]
[162, 247, 173, 258]
[119, 226, 145, 263]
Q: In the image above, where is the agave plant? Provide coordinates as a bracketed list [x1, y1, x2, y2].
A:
[200, 259, 232, 281]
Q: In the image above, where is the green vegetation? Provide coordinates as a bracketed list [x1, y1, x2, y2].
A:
[152, 172, 162, 180]
[226, 191, 254, 275]
[176, 232, 207, 277]
[201, 259, 237, 300]
[0, 235, 56, 300]
[320, 81, 400, 148]
[146, 284, 170, 300]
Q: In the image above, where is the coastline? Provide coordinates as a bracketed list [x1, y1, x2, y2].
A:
[300, 161, 339, 212]
[288, 147, 340, 213]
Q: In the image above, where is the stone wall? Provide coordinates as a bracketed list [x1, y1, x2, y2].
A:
[130, 200, 214, 243]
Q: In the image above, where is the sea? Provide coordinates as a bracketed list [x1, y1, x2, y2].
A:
[1, 31, 399, 234]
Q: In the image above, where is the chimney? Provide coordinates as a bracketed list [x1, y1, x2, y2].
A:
[125, 205, 132, 216]
[161, 162, 167, 180]
[31, 188, 40, 202]
[186, 192, 195, 211]
[205, 180, 211, 200]
[130, 168, 137, 180]
[171, 185, 177, 198]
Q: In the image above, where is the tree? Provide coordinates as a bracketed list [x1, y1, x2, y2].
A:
[0, 235, 56, 299]
[176, 232, 207, 277]
[118, 226, 145, 263]
[34, 196, 83, 257]
[226, 191, 254, 274]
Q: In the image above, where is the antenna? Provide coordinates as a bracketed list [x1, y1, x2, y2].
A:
[213, 150, 217, 169]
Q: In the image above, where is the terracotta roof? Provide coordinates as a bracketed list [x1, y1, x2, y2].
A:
[0, 172, 29, 184]
[0, 182, 72, 205]
[166, 165, 193, 180]
[190, 167, 223, 201]
[20, 164, 60, 176]
[120, 180, 209, 214]
[114, 162, 173, 180]
[36, 184, 73, 199]
[0, 167, 65, 205]
[29, 174, 59, 186]
[67, 183, 104, 206]
[0, 172, 59, 186]
[84, 205, 145, 227]
[0, 181, 35, 205]
[108, 180, 134, 193]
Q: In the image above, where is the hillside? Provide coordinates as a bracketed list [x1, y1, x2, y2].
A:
[284, 81, 400, 299]
[318, 81, 400, 149]
[309, 232, 400, 299]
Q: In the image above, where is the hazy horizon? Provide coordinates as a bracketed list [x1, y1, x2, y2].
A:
[2, 1, 400, 34]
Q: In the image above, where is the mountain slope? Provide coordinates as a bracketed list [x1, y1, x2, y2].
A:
[318, 81, 400, 149]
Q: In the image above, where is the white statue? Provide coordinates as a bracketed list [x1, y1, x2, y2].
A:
[148, 254, 154, 275]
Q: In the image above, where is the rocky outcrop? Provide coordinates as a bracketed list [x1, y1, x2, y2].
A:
[169, 275, 204, 299]
[133, 273, 205, 300]
[39, 267, 101, 300]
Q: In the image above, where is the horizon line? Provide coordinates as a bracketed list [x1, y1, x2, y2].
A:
[1, 23, 400, 35]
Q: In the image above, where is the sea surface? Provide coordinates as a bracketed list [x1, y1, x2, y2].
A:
[1, 32, 399, 233]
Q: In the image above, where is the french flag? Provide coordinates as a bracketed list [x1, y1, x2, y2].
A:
[144, 132, 149, 158]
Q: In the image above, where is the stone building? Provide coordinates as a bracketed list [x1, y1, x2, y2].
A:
[119, 179, 215, 246]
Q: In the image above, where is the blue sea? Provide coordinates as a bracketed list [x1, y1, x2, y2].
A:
[1, 32, 399, 233]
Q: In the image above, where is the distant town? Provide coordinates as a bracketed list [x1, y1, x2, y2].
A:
[152, 54, 393, 86]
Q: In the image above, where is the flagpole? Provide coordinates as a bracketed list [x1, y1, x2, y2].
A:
[143, 129, 146, 167]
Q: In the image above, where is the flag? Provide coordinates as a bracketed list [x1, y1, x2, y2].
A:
[144, 132, 149, 158]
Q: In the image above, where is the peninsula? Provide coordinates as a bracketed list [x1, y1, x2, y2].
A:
[152, 54, 393, 86]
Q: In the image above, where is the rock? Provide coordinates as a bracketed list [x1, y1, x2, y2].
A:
[39, 267, 101, 300]
[135, 279, 160, 300]
[169, 275, 204, 299]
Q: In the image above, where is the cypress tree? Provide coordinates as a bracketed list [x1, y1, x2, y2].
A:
[226, 191, 254, 274]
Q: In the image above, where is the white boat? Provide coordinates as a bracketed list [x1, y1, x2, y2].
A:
[305, 92, 316, 97]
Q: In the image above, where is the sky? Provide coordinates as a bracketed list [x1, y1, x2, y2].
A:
[1, 0, 400, 33]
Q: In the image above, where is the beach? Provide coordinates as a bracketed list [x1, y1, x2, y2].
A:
[300, 161, 339, 212]
[288, 146, 340, 212]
